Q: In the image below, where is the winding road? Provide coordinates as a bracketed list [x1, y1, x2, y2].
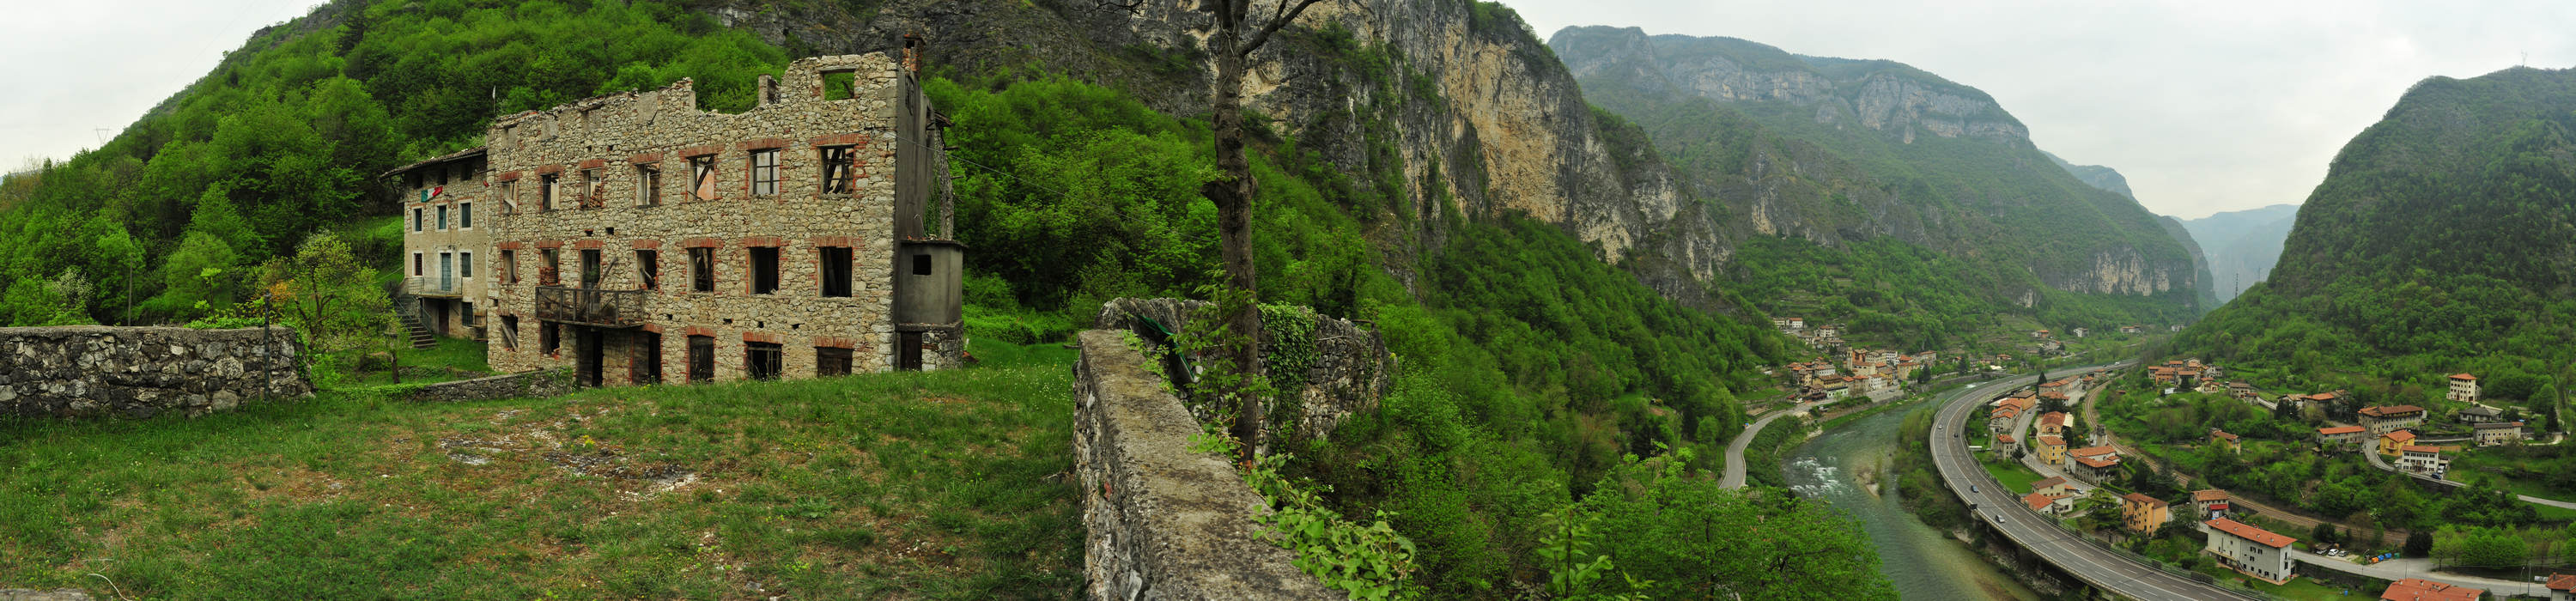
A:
[2362, 439, 2576, 511]
[1930, 361, 2266, 601]
[1719, 398, 1828, 489]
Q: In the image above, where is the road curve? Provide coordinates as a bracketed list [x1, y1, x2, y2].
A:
[1720, 398, 1827, 489]
[2361, 439, 2576, 511]
[1930, 361, 2264, 601]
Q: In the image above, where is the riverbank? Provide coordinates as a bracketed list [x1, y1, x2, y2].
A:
[1782, 398, 2043, 600]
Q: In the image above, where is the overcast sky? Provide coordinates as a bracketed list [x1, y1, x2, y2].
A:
[8, 2, 2573, 218]
[1514, 0, 2576, 219]
[0, 0, 316, 173]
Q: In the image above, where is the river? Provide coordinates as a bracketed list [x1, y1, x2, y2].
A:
[1780, 405, 2041, 601]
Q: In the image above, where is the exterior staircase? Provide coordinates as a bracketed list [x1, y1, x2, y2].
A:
[388, 282, 437, 349]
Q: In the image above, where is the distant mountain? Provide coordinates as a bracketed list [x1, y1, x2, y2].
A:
[2175, 204, 2298, 301]
[2044, 151, 2136, 199]
[2179, 66, 2576, 381]
[1550, 26, 2202, 344]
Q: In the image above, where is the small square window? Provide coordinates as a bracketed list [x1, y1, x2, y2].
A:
[747, 342, 783, 380]
[819, 146, 858, 194]
[911, 253, 932, 276]
[636, 164, 662, 206]
[817, 346, 852, 377]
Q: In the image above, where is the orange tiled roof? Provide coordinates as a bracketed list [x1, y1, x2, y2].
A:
[2360, 404, 2427, 417]
[2075, 455, 2121, 468]
[2318, 425, 2366, 434]
[2122, 492, 2166, 507]
[2547, 573, 2575, 592]
[2037, 435, 2066, 446]
[2449, 373, 2478, 381]
[2380, 578, 2482, 601]
[2193, 489, 2230, 501]
[2207, 518, 2295, 549]
[2384, 430, 2416, 443]
[2032, 477, 2066, 491]
[2023, 491, 2067, 511]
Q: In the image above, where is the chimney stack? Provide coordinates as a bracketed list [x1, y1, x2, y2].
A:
[756, 74, 775, 106]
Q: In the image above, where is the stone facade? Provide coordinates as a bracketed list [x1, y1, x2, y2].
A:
[388, 148, 494, 338]
[398, 52, 962, 387]
[1093, 297, 1394, 447]
[0, 325, 311, 419]
[1071, 330, 1344, 600]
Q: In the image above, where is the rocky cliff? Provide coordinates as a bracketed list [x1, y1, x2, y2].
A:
[1551, 26, 2200, 307]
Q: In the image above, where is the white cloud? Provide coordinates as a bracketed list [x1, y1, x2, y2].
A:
[1510, 0, 2576, 218]
[0, 0, 318, 170]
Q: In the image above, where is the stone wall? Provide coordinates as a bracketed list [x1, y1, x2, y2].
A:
[402, 368, 578, 404]
[1094, 297, 1395, 446]
[0, 325, 312, 419]
[1072, 330, 1343, 600]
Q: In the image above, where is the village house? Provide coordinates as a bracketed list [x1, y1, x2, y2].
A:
[2547, 573, 2573, 601]
[2192, 489, 2232, 519]
[2070, 452, 2122, 484]
[2209, 429, 2240, 453]
[2205, 518, 2298, 585]
[2227, 380, 2257, 401]
[2032, 329, 2050, 339]
[2037, 411, 2070, 437]
[2447, 373, 2481, 404]
[2381, 577, 2483, 601]
[2036, 435, 2068, 465]
[2122, 493, 2169, 533]
[2360, 404, 2428, 434]
[2071, 326, 2087, 338]
[2397, 446, 2449, 477]
[1994, 434, 2019, 455]
[1989, 404, 2022, 434]
[2378, 430, 2418, 456]
[2457, 404, 2507, 424]
[2120, 325, 2143, 334]
[433, 50, 967, 386]
[2024, 491, 2075, 516]
[2032, 477, 2072, 496]
[2474, 422, 2527, 446]
[2317, 425, 2367, 449]
[388, 148, 495, 339]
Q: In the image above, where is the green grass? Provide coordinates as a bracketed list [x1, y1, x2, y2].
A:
[2188, 563, 2357, 600]
[1983, 457, 2046, 493]
[0, 342, 1083, 598]
[341, 336, 495, 386]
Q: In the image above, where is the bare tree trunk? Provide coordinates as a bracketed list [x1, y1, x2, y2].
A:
[1207, 0, 1265, 461]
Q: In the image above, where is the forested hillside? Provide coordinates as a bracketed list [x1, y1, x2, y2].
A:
[0, 0, 1895, 597]
[1550, 26, 2202, 349]
[2178, 66, 2576, 398]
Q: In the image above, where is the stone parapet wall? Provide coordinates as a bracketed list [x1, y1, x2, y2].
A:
[402, 369, 578, 404]
[1095, 297, 1394, 443]
[0, 325, 312, 419]
[1072, 330, 1342, 600]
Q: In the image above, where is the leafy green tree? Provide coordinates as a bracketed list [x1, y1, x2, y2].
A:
[263, 233, 389, 382]
[1579, 451, 1897, 599]
[143, 232, 246, 320]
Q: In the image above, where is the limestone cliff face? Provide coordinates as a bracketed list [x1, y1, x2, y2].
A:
[1551, 26, 2199, 303]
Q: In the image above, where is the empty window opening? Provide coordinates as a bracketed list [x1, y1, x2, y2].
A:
[501, 315, 519, 349]
[746, 342, 783, 380]
[819, 246, 852, 297]
[822, 70, 858, 100]
[688, 335, 715, 382]
[636, 164, 662, 206]
[540, 173, 560, 211]
[412, 252, 422, 276]
[820, 146, 858, 194]
[501, 249, 519, 283]
[635, 249, 659, 289]
[500, 180, 517, 214]
[750, 246, 781, 294]
[580, 169, 605, 209]
[817, 346, 852, 377]
[580, 249, 602, 288]
[690, 156, 717, 200]
[541, 322, 560, 355]
[911, 253, 932, 276]
[750, 149, 780, 196]
[689, 247, 716, 292]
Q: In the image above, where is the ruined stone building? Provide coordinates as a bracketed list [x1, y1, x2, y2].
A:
[389, 49, 964, 386]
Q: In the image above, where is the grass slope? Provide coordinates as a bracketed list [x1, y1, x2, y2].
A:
[0, 345, 1081, 598]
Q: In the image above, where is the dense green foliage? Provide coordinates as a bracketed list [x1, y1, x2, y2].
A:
[2179, 67, 2576, 387]
[1549, 27, 2200, 346]
[0, 0, 787, 325]
[0, 0, 1905, 596]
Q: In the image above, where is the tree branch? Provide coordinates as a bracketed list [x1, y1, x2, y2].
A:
[1237, 0, 1332, 57]
[1097, 0, 1146, 15]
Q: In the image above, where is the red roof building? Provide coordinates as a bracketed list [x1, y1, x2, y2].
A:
[2379, 577, 2482, 601]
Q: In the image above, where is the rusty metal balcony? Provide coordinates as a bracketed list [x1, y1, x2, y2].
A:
[535, 286, 646, 327]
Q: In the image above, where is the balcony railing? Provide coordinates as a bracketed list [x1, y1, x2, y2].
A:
[535, 286, 646, 327]
[409, 276, 462, 297]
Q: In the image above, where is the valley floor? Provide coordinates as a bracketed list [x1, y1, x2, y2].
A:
[0, 345, 1083, 598]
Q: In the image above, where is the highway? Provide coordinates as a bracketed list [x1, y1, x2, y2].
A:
[1928, 361, 2264, 601]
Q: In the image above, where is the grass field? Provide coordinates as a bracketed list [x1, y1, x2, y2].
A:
[1984, 457, 2046, 493]
[0, 343, 1084, 598]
